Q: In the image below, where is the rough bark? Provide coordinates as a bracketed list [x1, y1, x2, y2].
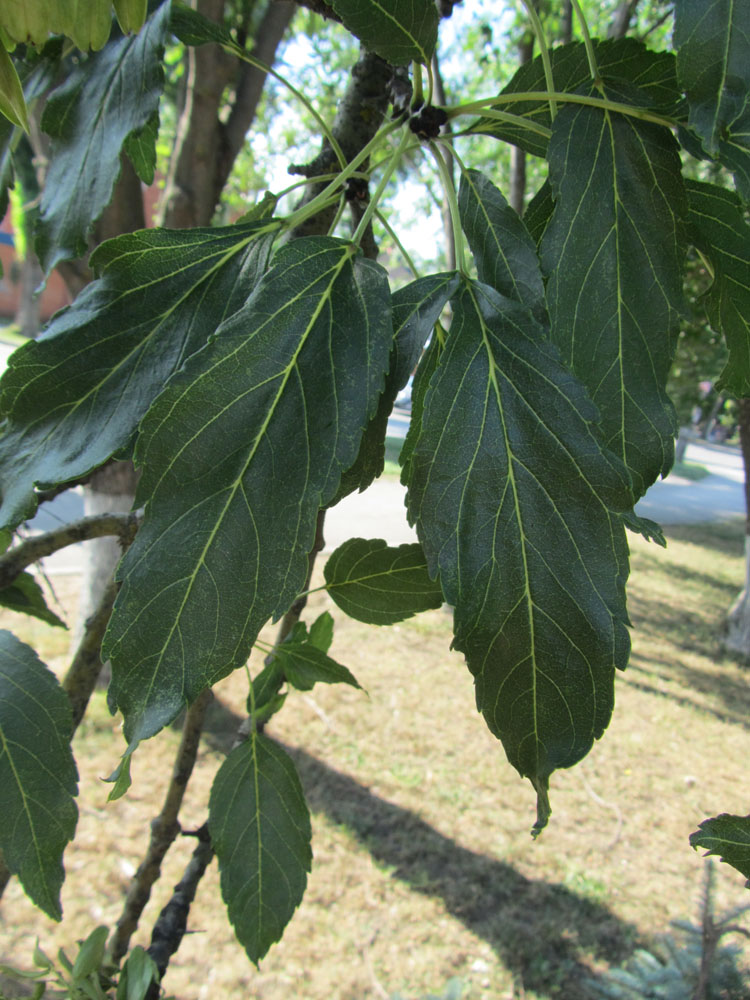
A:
[723, 398, 750, 659]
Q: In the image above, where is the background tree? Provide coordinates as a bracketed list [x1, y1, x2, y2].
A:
[0, 1, 749, 995]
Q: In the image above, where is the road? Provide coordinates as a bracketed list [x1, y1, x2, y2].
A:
[13, 409, 749, 576]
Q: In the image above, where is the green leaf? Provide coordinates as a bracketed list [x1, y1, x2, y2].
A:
[475, 39, 683, 158]
[399, 332, 442, 487]
[674, 0, 750, 198]
[540, 83, 687, 499]
[0, 223, 276, 530]
[71, 925, 108, 980]
[332, 272, 457, 503]
[324, 537, 443, 625]
[208, 734, 312, 965]
[0, 572, 67, 628]
[328, 0, 438, 66]
[685, 180, 750, 396]
[523, 180, 554, 248]
[0, 46, 29, 131]
[123, 109, 159, 185]
[113, 0, 149, 35]
[308, 611, 334, 653]
[116, 946, 159, 1000]
[274, 634, 361, 693]
[169, 1, 233, 46]
[104, 237, 393, 745]
[690, 813, 750, 886]
[406, 280, 633, 833]
[35, 1, 170, 273]
[0, 630, 78, 919]
[458, 169, 546, 323]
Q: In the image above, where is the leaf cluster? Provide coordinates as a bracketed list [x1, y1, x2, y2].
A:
[0, 0, 749, 978]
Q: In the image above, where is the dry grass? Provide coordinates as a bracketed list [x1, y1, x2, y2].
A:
[2, 519, 750, 999]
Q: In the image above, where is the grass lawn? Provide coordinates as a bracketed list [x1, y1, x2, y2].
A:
[1, 519, 750, 999]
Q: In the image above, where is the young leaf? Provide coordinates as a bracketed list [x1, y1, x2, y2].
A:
[406, 279, 633, 834]
[324, 537, 443, 625]
[104, 237, 393, 745]
[308, 611, 334, 653]
[0, 572, 66, 628]
[328, 0, 438, 67]
[208, 734, 312, 965]
[523, 180, 555, 247]
[674, 0, 750, 198]
[0, 630, 78, 919]
[0, 223, 275, 530]
[474, 39, 682, 157]
[123, 110, 159, 185]
[169, 2, 233, 47]
[540, 83, 687, 499]
[274, 638, 361, 693]
[116, 946, 159, 1000]
[113, 0, 149, 35]
[458, 169, 546, 323]
[685, 180, 750, 396]
[35, 1, 170, 274]
[0, 46, 30, 132]
[332, 271, 458, 503]
[690, 813, 750, 886]
[71, 925, 108, 980]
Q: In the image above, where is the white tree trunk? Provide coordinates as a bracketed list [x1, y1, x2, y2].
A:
[724, 536, 750, 659]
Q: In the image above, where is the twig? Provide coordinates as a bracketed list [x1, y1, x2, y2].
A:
[0, 512, 140, 590]
[108, 689, 213, 965]
[63, 576, 119, 731]
[144, 823, 215, 999]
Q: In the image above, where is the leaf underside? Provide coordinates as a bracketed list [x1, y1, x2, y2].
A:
[406, 279, 633, 831]
[104, 237, 393, 746]
[541, 83, 687, 499]
[209, 734, 312, 965]
[674, 0, 750, 200]
[685, 180, 750, 396]
[0, 630, 78, 919]
[35, 1, 170, 274]
[691, 813, 750, 886]
[0, 573, 66, 628]
[328, 0, 438, 67]
[0, 223, 275, 531]
[325, 537, 443, 625]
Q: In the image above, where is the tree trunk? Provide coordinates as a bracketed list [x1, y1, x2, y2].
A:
[560, 1, 573, 44]
[509, 27, 534, 215]
[723, 398, 750, 659]
[608, 0, 639, 39]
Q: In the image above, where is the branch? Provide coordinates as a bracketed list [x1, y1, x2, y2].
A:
[63, 576, 119, 731]
[0, 512, 140, 590]
[109, 690, 213, 966]
[144, 823, 215, 998]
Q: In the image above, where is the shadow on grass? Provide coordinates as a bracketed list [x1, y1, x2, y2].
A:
[662, 521, 744, 558]
[283, 740, 637, 998]
[201, 700, 638, 996]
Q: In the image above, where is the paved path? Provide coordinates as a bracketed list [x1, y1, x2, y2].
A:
[20, 421, 748, 576]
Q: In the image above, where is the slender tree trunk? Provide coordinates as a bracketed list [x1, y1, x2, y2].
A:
[509, 27, 534, 215]
[723, 398, 750, 659]
[560, 0, 573, 44]
[609, 0, 639, 38]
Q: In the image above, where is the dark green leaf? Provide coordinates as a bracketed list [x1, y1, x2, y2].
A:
[249, 662, 284, 721]
[540, 83, 687, 499]
[35, 2, 170, 273]
[458, 169, 546, 323]
[0, 572, 66, 628]
[399, 332, 442, 486]
[523, 180, 555, 248]
[332, 272, 457, 503]
[208, 734, 312, 965]
[406, 279, 632, 833]
[117, 946, 159, 1000]
[104, 237, 392, 745]
[685, 180, 750, 396]
[328, 0, 438, 66]
[0, 630, 78, 919]
[274, 636, 361, 693]
[308, 611, 334, 653]
[691, 813, 750, 886]
[325, 537, 442, 625]
[674, 0, 750, 198]
[475, 39, 683, 158]
[0, 223, 275, 530]
[0, 46, 29, 132]
[169, 1, 233, 46]
[123, 110, 159, 185]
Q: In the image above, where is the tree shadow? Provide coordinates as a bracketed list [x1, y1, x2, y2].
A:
[200, 701, 638, 996]
[280, 740, 638, 998]
[662, 521, 745, 558]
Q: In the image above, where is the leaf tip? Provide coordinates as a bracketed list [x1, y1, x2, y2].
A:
[530, 778, 551, 839]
